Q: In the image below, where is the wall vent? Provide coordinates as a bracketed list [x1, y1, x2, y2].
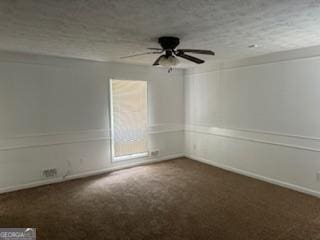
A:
[150, 150, 160, 157]
[42, 168, 58, 178]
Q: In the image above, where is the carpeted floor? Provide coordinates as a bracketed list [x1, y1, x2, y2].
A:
[0, 158, 320, 240]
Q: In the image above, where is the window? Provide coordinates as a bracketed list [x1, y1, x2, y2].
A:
[110, 79, 148, 161]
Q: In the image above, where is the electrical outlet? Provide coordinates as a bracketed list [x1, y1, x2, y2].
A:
[193, 144, 197, 151]
[42, 168, 57, 178]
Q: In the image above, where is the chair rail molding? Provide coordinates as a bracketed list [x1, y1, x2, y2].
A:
[0, 123, 184, 151]
[185, 124, 320, 153]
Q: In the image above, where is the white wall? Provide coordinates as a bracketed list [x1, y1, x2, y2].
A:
[3, 47, 320, 198]
[185, 51, 320, 197]
[0, 52, 184, 192]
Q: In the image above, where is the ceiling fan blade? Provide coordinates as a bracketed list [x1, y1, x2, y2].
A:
[152, 55, 163, 66]
[177, 49, 215, 55]
[120, 51, 161, 59]
[176, 53, 204, 64]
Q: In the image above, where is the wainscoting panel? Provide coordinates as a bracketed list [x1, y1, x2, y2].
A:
[185, 127, 320, 197]
[0, 124, 184, 193]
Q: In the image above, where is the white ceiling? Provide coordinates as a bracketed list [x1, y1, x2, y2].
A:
[1, 0, 320, 68]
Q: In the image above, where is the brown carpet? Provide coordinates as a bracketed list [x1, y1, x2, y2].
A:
[0, 158, 320, 240]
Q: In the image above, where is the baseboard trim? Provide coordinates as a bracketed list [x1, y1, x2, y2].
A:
[185, 154, 320, 198]
[65, 153, 184, 181]
[0, 153, 184, 194]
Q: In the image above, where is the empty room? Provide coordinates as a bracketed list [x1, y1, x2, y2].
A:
[1, 0, 320, 239]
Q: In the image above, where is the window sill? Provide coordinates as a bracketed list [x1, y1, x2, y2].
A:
[113, 152, 149, 162]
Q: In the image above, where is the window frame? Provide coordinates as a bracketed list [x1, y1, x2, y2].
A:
[109, 78, 149, 162]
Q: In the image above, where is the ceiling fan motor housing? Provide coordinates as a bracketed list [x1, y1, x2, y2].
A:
[158, 37, 180, 50]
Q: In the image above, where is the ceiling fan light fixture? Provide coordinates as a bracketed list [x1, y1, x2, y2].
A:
[159, 55, 179, 67]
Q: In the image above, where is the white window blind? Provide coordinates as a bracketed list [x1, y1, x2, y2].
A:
[110, 79, 148, 161]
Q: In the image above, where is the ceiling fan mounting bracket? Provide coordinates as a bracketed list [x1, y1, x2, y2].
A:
[158, 36, 180, 50]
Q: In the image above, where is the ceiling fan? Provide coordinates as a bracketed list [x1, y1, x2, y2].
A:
[121, 36, 215, 71]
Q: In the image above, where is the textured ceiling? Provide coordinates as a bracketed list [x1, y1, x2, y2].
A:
[1, 0, 320, 67]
